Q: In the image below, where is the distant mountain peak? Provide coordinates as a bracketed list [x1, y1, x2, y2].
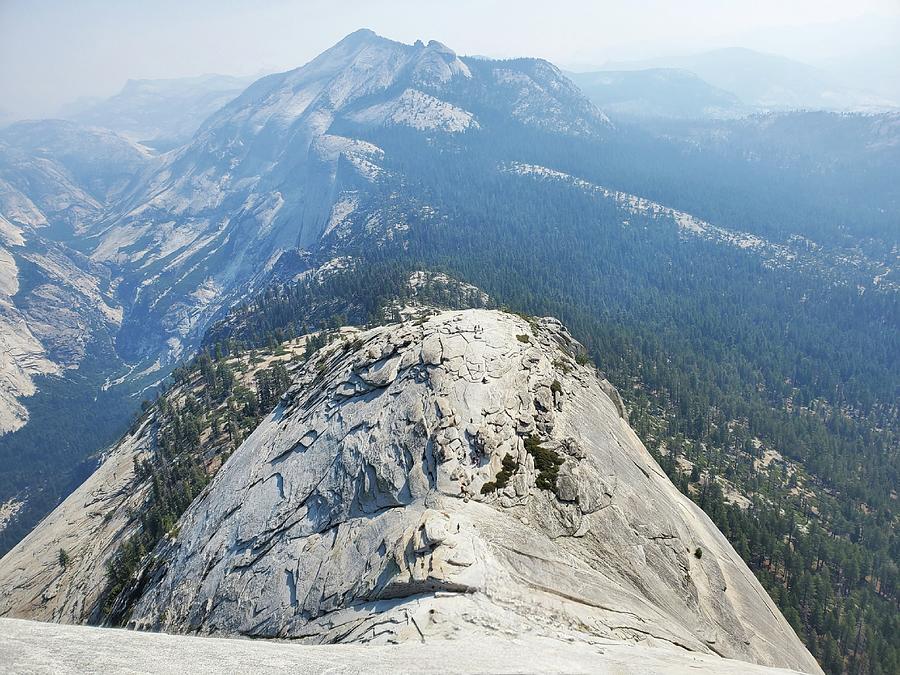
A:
[296, 29, 471, 90]
[71, 31, 611, 367]
[345, 26, 377, 38]
[592, 47, 896, 112]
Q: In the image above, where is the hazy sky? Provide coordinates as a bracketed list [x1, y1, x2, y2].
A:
[2, 0, 899, 120]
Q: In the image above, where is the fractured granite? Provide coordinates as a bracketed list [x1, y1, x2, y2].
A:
[121, 309, 821, 674]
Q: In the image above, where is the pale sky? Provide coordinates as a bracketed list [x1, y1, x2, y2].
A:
[2, 0, 899, 120]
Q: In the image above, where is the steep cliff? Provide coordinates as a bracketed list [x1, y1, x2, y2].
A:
[122, 309, 818, 672]
[0, 309, 822, 672]
[0, 334, 312, 623]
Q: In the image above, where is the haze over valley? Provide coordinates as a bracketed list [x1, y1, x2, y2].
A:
[0, 3, 897, 674]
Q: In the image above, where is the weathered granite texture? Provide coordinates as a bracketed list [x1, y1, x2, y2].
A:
[0, 617, 811, 674]
[0, 419, 153, 622]
[0, 334, 314, 623]
[123, 309, 820, 674]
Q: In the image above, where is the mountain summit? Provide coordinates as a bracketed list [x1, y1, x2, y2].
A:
[0, 309, 822, 673]
[88, 30, 608, 367]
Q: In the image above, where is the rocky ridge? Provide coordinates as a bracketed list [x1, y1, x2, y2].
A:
[107, 309, 820, 673]
[88, 29, 610, 365]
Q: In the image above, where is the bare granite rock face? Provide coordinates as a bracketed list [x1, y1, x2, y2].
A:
[121, 309, 820, 674]
[0, 617, 811, 674]
[0, 242, 60, 434]
[0, 333, 319, 622]
[0, 419, 153, 622]
[0, 237, 122, 436]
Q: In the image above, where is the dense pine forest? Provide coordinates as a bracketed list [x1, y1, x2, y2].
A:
[3, 13, 899, 673]
[386, 139, 899, 673]
[92, 114, 900, 666]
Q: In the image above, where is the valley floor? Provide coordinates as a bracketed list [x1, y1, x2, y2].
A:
[0, 617, 809, 674]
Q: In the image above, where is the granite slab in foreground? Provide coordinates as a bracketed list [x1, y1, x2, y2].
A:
[0, 618, 807, 675]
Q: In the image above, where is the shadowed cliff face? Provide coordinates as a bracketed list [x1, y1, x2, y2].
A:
[116, 309, 819, 674]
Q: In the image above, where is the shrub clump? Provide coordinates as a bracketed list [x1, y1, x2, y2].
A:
[694, 547, 703, 559]
[516, 334, 531, 344]
[481, 454, 520, 494]
[524, 435, 564, 493]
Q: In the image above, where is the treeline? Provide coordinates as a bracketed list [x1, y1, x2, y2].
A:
[659, 458, 899, 675]
[0, 345, 138, 557]
[103, 350, 293, 623]
[383, 152, 897, 673]
[204, 249, 898, 674]
[203, 262, 492, 354]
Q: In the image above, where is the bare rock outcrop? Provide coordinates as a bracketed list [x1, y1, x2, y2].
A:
[0, 616, 812, 674]
[0, 420, 153, 622]
[121, 309, 820, 674]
